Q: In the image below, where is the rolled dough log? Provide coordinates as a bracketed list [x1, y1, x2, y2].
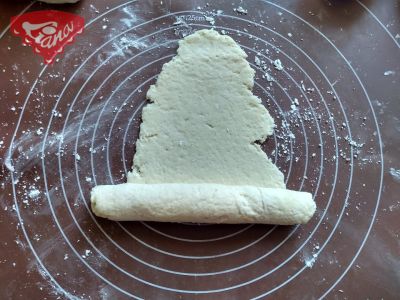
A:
[91, 183, 316, 225]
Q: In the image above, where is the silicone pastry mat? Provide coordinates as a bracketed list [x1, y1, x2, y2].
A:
[0, 0, 399, 299]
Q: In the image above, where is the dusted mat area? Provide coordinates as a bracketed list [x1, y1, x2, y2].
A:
[0, 0, 398, 299]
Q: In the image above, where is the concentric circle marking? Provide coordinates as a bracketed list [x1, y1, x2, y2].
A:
[70, 25, 313, 265]
[54, 14, 340, 288]
[5, 0, 385, 298]
[18, 7, 350, 292]
[356, 0, 400, 48]
[87, 32, 320, 264]
[52, 20, 330, 292]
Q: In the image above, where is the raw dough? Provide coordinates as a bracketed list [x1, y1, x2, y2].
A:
[91, 29, 316, 224]
[128, 29, 284, 188]
[92, 183, 315, 224]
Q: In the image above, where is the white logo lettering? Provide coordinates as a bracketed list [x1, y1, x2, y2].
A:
[22, 20, 74, 49]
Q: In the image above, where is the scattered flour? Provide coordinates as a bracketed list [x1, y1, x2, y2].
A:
[234, 6, 248, 15]
[302, 244, 320, 268]
[4, 156, 15, 172]
[273, 59, 284, 70]
[389, 168, 400, 183]
[383, 70, 396, 76]
[304, 255, 317, 268]
[28, 189, 40, 199]
[35, 263, 79, 300]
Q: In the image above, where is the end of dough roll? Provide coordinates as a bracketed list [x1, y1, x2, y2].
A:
[91, 183, 316, 225]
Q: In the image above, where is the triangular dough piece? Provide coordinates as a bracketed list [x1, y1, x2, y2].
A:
[128, 29, 285, 189]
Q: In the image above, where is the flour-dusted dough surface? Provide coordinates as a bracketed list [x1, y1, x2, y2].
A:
[91, 183, 315, 225]
[128, 29, 285, 188]
[91, 29, 316, 225]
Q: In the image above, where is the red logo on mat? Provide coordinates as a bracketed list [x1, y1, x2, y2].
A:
[11, 10, 84, 64]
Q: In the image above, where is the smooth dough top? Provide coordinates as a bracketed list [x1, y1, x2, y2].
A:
[128, 29, 285, 188]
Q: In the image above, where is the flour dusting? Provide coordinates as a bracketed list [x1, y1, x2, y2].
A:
[389, 168, 400, 183]
[302, 245, 320, 269]
[35, 263, 79, 300]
